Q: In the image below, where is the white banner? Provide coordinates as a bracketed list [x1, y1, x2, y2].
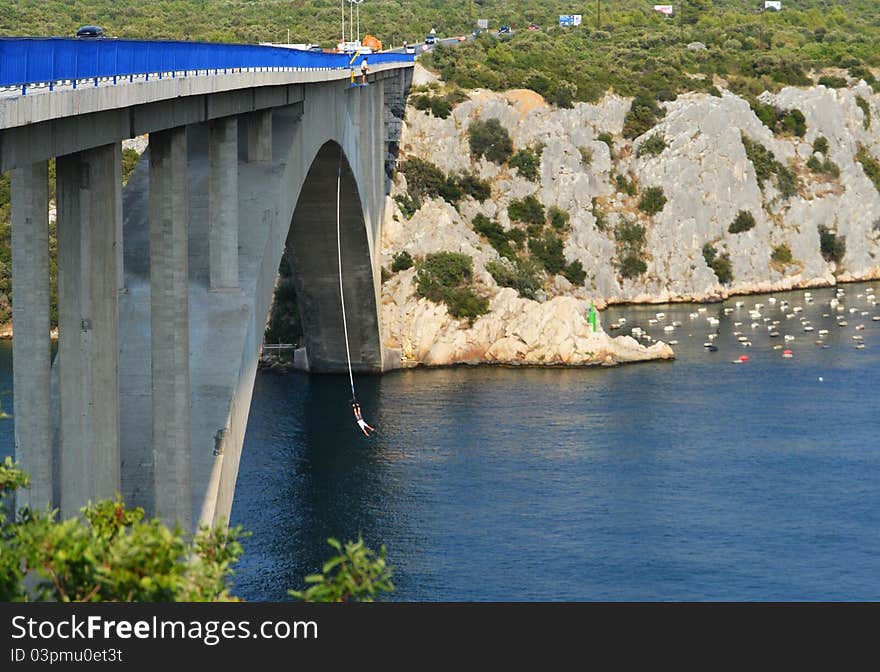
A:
[764, 1, 782, 10]
[653, 5, 674, 16]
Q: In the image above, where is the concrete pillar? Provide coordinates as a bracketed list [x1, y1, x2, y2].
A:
[209, 117, 239, 290]
[114, 147, 124, 292]
[149, 126, 191, 530]
[246, 110, 272, 163]
[10, 161, 52, 509]
[56, 144, 121, 518]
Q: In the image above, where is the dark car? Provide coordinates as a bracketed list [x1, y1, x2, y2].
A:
[75, 25, 104, 38]
[424, 34, 437, 45]
[498, 25, 511, 34]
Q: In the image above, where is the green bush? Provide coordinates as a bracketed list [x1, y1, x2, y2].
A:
[472, 213, 516, 260]
[813, 136, 829, 155]
[615, 174, 638, 196]
[509, 148, 542, 181]
[561, 260, 586, 286]
[749, 100, 806, 137]
[856, 96, 871, 130]
[398, 157, 448, 203]
[289, 537, 394, 603]
[394, 194, 419, 219]
[508, 194, 545, 226]
[550, 80, 577, 109]
[391, 250, 414, 272]
[548, 207, 570, 232]
[711, 252, 734, 284]
[703, 243, 733, 283]
[381, 266, 392, 283]
[415, 251, 489, 323]
[807, 155, 840, 179]
[486, 257, 542, 299]
[637, 134, 667, 158]
[619, 255, 647, 279]
[578, 146, 593, 166]
[455, 172, 491, 201]
[409, 91, 463, 119]
[771, 244, 793, 264]
[623, 94, 665, 140]
[818, 225, 846, 264]
[741, 134, 797, 198]
[855, 146, 880, 193]
[0, 459, 244, 602]
[729, 210, 756, 234]
[702, 242, 718, 267]
[468, 118, 513, 164]
[818, 75, 848, 89]
[597, 132, 614, 157]
[615, 220, 646, 248]
[528, 231, 566, 275]
[638, 186, 667, 215]
[121, 148, 140, 185]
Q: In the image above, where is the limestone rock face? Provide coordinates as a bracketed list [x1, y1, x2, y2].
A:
[382, 80, 880, 367]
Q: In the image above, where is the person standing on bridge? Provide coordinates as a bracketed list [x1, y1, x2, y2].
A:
[360, 57, 369, 85]
[352, 401, 375, 436]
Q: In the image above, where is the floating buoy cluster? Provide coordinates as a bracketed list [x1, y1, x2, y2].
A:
[606, 282, 879, 364]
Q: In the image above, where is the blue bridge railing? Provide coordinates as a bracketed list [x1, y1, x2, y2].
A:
[0, 37, 414, 93]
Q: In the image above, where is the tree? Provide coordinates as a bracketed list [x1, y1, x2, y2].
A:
[288, 537, 394, 602]
[0, 458, 243, 602]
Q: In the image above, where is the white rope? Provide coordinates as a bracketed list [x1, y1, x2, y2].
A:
[336, 151, 356, 399]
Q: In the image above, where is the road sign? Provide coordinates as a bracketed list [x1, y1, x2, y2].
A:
[559, 14, 582, 27]
[477, 19, 488, 29]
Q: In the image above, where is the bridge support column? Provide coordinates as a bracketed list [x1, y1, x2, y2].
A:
[209, 117, 239, 291]
[246, 110, 272, 163]
[56, 144, 121, 518]
[11, 161, 52, 509]
[149, 126, 191, 529]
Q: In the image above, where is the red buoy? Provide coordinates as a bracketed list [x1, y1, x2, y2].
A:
[739, 355, 749, 362]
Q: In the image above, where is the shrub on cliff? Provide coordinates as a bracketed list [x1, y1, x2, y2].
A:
[509, 147, 542, 182]
[415, 251, 489, 323]
[508, 195, 545, 226]
[703, 243, 734, 284]
[855, 146, 880, 194]
[771, 244, 793, 265]
[391, 250, 414, 272]
[455, 172, 491, 202]
[813, 136, 829, 155]
[619, 255, 647, 279]
[468, 118, 513, 164]
[548, 207, 570, 232]
[818, 225, 846, 264]
[623, 94, 665, 140]
[637, 134, 667, 158]
[472, 214, 517, 260]
[638, 186, 667, 215]
[486, 257, 542, 299]
[855, 96, 871, 130]
[729, 210, 756, 234]
[528, 231, 566, 275]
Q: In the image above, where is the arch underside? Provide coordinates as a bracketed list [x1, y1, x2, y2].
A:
[286, 140, 382, 373]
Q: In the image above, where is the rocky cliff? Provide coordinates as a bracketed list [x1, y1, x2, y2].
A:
[379, 67, 880, 367]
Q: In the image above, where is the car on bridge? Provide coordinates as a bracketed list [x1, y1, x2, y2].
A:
[75, 25, 104, 38]
[424, 34, 437, 46]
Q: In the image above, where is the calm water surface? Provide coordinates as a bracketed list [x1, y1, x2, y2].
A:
[230, 281, 880, 601]
[1, 282, 878, 600]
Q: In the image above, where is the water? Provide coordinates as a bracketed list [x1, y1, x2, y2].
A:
[2, 282, 878, 600]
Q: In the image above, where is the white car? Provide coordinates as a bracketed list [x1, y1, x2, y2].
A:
[405, 44, 416, 54]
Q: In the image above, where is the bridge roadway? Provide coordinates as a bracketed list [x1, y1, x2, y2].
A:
[1, 38, 413, 529]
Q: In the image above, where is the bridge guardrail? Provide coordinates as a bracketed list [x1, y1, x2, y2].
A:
[0, 37, 414, 93]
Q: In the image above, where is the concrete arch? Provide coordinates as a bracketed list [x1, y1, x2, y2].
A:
[284, 140, 382, 372]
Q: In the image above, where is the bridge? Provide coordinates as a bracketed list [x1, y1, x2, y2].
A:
[0, 37, 414, 530]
